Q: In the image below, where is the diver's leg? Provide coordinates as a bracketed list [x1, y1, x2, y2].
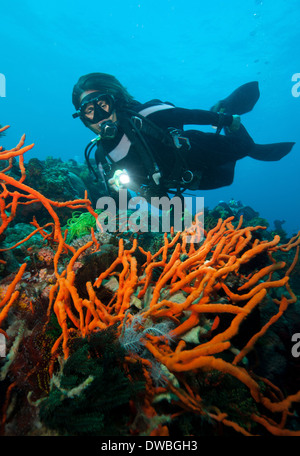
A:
[184, 129, 295, 167]
[224, 124, 295, 161]
[210, 82, 295, 159]
[245, 141, 295, 161]
[224, 123, 255, 148]
[211, 81, 260, 143]
[210, 81, 260, 115]
[198, 161, 236, 190]
[183, 130, 248, 168]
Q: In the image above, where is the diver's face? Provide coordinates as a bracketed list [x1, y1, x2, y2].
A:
[79, 90, 116, 134]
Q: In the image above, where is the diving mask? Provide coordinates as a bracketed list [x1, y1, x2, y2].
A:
[72, 93, 115, 125]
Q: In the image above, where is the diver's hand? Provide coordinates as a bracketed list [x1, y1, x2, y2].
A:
[108, 170, 122, 192]
[107, 176, 119, 192]
[152, 172, 161, 185]
[108, 169, 131, 192]
[229, 114, 241, 132]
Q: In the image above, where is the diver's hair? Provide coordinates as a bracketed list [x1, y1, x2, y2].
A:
[72, 73, 134, 110]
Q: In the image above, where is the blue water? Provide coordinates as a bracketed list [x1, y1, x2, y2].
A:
[1, 0, 299, 235]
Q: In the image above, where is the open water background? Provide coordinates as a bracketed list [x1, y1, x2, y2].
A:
[1, 0, 299, 234]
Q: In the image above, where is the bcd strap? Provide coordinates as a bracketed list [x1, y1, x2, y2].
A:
[215, 111, 225, 134]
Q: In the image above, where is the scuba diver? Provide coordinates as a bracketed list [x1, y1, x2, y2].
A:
[72, 73, 295, 199]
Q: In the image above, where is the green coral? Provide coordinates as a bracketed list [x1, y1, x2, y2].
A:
[64, 210, 101, 242]
[39, 327, 145, 436]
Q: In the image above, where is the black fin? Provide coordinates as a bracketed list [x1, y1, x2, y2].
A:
[211, 81, 260, 115]
[248, 142, 295, 161]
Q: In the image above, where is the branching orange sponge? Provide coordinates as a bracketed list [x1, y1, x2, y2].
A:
[46, 214, 300, 435]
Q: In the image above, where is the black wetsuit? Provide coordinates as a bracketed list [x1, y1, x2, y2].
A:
[95, 99, 294, 193]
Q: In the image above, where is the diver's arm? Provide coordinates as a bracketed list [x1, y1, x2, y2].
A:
[147, 106, 234, 129]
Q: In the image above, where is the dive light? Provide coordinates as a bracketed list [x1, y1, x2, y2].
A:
[111, 169, 130, 189]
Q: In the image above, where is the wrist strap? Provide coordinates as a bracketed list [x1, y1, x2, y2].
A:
[215, 112, 225, 134]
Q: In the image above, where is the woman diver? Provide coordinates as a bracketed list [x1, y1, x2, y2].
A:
[72, 72, 295, 199]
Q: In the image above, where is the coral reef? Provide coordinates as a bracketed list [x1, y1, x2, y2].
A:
[0, 126, 300, 436]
